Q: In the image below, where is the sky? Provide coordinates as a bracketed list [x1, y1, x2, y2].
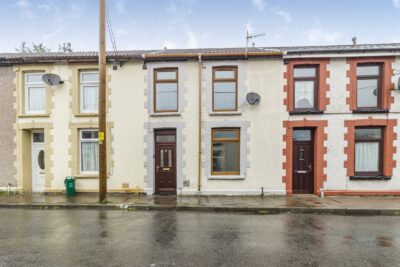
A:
[0, 0, 399, 53]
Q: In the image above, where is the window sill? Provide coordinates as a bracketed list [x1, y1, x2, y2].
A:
[75, 113, 98, 117]
[208, 175, 245, 180]
[350, 176, 391, 180]
[289, 110, 323, 115]
[18, 114, 50, 118]
[209, 111, 242, 116]
[352, 109, 389, 114]
[150, 112, 181, 117]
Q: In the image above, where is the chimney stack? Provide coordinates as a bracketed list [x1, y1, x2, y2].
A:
[352, 37, 357, 45]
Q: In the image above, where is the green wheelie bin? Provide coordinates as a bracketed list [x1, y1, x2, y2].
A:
[64, 176, 76, 196]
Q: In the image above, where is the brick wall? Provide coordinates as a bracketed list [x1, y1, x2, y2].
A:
[0, 66, 17, 187]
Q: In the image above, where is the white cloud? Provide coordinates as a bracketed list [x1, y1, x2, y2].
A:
[251, 0, 266, 11]
[186, 29, 198, 48]
[271, 7, 291, 24]
[116, 27, 130, 36]
[394, 0, 400, 8]
[306, 21, 342, 44]
[115, 1, 125, 14]
[16, 0, 31, 8]
[163, 41, 177, 49]
[245, 21, 254, 34]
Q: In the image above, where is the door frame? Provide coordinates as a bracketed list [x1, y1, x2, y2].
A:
[292, 127, 315, 194]
[154, 129, 177, 195]
[31, 130, 45, 193]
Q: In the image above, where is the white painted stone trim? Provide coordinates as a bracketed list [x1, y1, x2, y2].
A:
[144, 121, 186, 195]
[145, 62, 188, 115]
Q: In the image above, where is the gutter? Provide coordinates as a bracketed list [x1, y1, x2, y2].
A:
[143, 51, 283, 60]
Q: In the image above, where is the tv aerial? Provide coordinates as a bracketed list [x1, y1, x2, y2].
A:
[42, 73, 64, 86]
[245, 30, 266, 57]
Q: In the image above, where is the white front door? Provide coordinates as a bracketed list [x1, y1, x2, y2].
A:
[32, 132, 45, 193]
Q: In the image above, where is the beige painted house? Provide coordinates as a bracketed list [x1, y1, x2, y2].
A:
[1, 43, 400, 195]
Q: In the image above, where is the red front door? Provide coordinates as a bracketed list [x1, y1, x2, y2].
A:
[155, 130, 177, 195]
[292, 129, 314, 194]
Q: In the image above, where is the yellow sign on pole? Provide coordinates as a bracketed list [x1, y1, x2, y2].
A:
[99, 132, 104, 141]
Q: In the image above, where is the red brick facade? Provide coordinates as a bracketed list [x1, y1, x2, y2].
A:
[344, 117, 397, 177]
[284, 59, 330, 112]
[282, 120, 328, 196]
[346, 57, 395, 111]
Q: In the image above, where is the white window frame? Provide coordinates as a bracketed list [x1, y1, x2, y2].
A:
[25, 73, 46, 115]
[80, 71, 99, 114]
[79, 129, 99, 174]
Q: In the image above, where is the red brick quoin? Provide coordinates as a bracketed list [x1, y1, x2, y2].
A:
[282, 120, 328, 196]
[346, 57, 395, 111]
[343, 117, 397, 177]
[283, 59, 330, 112]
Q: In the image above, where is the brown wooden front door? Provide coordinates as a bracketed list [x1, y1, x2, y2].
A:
[155, 129, 177, 195]
[292, 129, 314, 194]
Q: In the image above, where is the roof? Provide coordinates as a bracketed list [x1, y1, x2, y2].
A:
[1, 43, 399, 65]
[266, 43, 400, 54]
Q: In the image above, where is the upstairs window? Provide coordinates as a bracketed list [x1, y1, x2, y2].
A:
[355, 127, 383, 176]
[80, 129, 99, 173]
[80, 71, 99, 113]
[356, 64, 381, 109]
[293, 66, 318, 111]
[25, 73, 46, 114]
[212, 67, 238, 111]
[154, 68, 178, 112]
[212, 128, 240, 175]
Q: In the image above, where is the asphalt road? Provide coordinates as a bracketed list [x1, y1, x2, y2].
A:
[0, 210, 399, 267]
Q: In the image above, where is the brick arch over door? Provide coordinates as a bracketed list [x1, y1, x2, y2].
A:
[282, 120, 328, 196]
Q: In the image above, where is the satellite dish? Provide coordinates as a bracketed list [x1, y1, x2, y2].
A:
[246, 92, 261, 105]
[42, 73, 63, 85]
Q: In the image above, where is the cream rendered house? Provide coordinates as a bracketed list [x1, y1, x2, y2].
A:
[1, 43, 400, 196]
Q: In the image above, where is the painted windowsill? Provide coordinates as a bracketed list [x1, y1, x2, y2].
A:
[289, 110, 324, 115]
[18, 114, 50, 118]
[209, 111, 242, 116]
[349, 176, 391, 180]
[75, 113, 99, 117]
[150, 112, 181, 117]
[352, 109, 389, 114]
[208, 175, 245, 180]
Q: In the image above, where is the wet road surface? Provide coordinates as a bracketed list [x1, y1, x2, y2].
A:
[0, 210, 399, 266]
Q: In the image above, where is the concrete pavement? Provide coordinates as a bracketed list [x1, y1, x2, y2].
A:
[1, 193, 400, 215]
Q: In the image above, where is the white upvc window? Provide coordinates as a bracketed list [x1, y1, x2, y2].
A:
[25, 73, 46, 114]
[80, 129, 99, 173]
[80, 71, 99, 113]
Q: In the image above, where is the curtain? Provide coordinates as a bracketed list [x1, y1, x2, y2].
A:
[81, 142, 99, 172]
[82, 86, 99, 111]
[295, 81, 314, 109]
[28, 87, 45, 112]
[355, 142, 379, 172]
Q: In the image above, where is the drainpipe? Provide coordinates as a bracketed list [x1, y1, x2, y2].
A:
[197, 53, 203, 193]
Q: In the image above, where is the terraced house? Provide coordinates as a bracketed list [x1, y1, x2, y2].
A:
[1, 43, 400, 196]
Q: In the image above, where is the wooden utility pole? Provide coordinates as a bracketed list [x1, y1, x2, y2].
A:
[98, 0, 107, 202]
